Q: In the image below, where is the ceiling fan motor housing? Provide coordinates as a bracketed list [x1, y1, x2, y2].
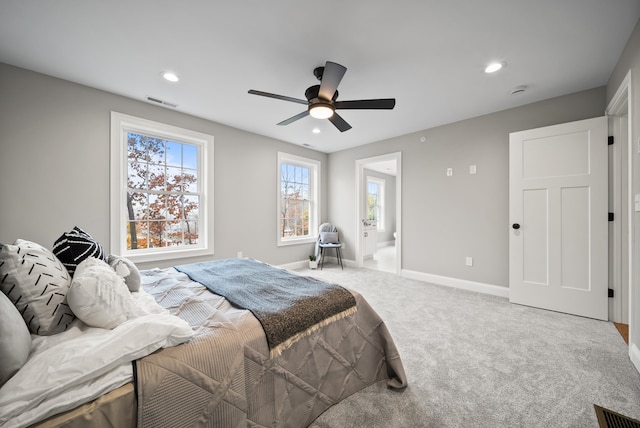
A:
[305, 84, 337, 117]
[305, 85, 339, 102]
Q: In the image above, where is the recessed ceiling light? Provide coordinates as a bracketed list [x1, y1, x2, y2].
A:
[312, 128, 321, 134]
[162, 71, 179, 82]
[484, 62, 504, 74]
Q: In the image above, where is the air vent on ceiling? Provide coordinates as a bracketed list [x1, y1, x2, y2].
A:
[146, 96, 177, 108]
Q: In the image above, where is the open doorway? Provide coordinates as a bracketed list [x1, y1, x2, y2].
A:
[355, 153, 402, 274]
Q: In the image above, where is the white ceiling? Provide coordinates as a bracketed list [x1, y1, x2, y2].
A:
[365, 160, 397, 177]
[1, 1, 639, 153]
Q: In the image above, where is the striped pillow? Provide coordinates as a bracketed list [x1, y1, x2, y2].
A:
[53, 227, 106, 276]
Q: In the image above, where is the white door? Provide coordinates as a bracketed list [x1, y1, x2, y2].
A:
[509, 117, 608, 320]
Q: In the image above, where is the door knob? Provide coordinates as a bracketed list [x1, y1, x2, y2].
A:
[512, 223, 520, 230]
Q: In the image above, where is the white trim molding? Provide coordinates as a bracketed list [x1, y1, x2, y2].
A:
[606, 69, 638, 375]
[401, 269, 509, 298]
[279, 257, 356, 271]
[606, 69, 632, 325]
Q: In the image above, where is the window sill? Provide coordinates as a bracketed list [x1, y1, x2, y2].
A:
[122, 247, 213, 264]
[277, 236, 317, 247]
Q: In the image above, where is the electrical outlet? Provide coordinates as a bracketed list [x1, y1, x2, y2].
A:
[446, 168, 453, 176]
[469, 165, 477, 174]
[465, 256, 473, 267]
[237, 251, 243, 258]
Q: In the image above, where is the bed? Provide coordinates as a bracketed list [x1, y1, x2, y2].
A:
[0, 242, 406, 428]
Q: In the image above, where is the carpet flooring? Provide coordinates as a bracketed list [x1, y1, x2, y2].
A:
[300, 266, 640, 428]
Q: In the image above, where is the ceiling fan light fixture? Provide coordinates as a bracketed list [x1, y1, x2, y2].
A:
[309, 104, 334, 119]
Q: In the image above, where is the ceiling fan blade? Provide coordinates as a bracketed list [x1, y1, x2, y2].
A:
[335, 98, 396, 110]
[318, 61, 347, 100]
[248, 89, 308, 105]
[328, 112, 352, 132]
[277, 110, 309, 126]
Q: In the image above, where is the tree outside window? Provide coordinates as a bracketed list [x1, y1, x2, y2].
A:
[280, 162, 310, 238]
[277, 153, 319, 246]
[367, 176, 385, 231]
[110, 112, 212, 263]
[127, 133, 200, 250]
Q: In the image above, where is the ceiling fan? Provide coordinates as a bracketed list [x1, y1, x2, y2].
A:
[248, 61, 396, 132]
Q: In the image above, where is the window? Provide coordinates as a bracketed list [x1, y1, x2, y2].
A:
[110, 112, 213, 262]
[277, 152, 320, 246]
[366, 176, 385, 231]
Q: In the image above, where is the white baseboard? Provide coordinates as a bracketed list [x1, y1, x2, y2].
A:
[280, 257, 356, 271]
[631, 343, 640, 375]
[281, 261, 508, 298]
[401, 269, 509, 298]
[377, 240, 395, 248]
[278, 260, 308, 270]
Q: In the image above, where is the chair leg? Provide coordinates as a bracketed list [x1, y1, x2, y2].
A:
[320, 247, 325, 270]
[337, 247, 343, 270]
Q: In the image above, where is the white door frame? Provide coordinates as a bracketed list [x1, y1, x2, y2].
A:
[607, 73, 630, 324]
[606, 69, 639, 373]
[355, 152, 402, 274]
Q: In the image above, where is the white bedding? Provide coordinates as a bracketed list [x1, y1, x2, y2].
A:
[0, 289, 194, 428]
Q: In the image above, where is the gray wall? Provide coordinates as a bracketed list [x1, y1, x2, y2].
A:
[0, 62, 608, 287]
[328, 87, 606, 287]
[0, 63, 327, 270]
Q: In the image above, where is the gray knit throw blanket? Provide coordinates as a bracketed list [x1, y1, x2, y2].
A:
[174, 258, 357, 357]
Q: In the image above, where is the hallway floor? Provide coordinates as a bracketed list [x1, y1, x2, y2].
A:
[363, 245, 396, 273]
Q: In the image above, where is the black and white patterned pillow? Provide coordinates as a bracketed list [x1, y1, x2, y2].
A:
[0, 239, 76, 335]
[53, 226, 106, 276]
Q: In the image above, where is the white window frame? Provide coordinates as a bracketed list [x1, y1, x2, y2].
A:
[367, 176, 386, 232]
[277, 152, 320, 246]
[110, 112, 214, 263]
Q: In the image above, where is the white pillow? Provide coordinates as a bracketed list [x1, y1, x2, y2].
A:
[320, 231, 340, 244]
[67, 258, 146, 329]
[107, 254, 141, 292]
[0, 291, 31, 386]
[0, 239, 75, 335]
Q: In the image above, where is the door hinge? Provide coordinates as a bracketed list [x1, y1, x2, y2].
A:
[608, 288, 614, 298]
[609, 212, 615, 221]
[608, 136, 614, 145]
